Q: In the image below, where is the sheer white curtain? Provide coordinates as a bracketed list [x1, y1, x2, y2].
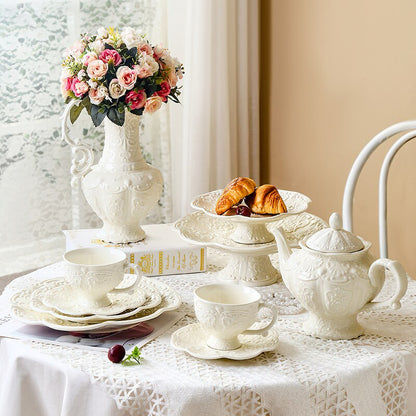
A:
[166, 0, 260, 219]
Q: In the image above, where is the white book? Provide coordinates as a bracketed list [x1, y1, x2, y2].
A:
[63, 225, 206, 277]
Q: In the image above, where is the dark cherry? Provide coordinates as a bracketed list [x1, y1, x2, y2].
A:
[108, 344, 126, 363]
[236, 205, 251, 217]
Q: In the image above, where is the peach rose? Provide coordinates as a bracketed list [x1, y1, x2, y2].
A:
[137, 39, 153, 55]
[82, 51, 98, 66]
[116, 66, 137, 90]
[87, 59, 108, 79]
[144, 95, 163, 114]
[89, 88, 104, 105]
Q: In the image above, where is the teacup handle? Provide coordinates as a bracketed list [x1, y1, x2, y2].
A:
[242, 302, 277, 336]
[111, 262, 142, 293]
[364, 258, 408, 311]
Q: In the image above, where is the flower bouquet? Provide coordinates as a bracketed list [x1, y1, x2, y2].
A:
[61, 27, 184, 126]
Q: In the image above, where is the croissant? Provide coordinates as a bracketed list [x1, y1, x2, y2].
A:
[245, 185, 287, 215]
[215, 177, 257, 215]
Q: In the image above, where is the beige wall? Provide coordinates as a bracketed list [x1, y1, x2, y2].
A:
[260, 0, 416, 276]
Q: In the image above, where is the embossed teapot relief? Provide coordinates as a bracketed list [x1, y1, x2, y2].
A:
[274, 213, 408, 340]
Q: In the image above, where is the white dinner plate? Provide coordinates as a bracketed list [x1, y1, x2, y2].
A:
[30, 285, 162, 323]
[38, 278, 147, 316]
[10, 277, 181, 334]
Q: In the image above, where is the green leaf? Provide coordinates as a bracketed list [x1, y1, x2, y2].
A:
[127, 47, 137, 58]
[167, 94, 180, 104]
[107, 106, 125, 126]
[84, 99, 92, 116]
[121, 346, 142, 366]
[91, 104, 107, 127]
[70, 102, 84, 124]
[129, 107, 144, 116]
[104, 42, 116, 50]
[145, 83, 159, 97]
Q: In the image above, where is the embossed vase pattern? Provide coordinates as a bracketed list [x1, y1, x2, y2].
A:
[82, 111, 163, 243]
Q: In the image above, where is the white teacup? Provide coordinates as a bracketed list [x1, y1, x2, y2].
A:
[63, 247, 141, 307]
[194, 284, 277, 350]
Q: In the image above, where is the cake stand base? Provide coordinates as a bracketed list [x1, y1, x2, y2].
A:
[216, 252, 281, 287]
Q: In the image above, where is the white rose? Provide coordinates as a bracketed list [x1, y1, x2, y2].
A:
[77, 69, 86, 80]
[97, 85, 110, 101]
[87, 79, 98, 89]
[96, 27, 108, 39]
[140, 54, 159, 75]
[174, 57, 184, 79]
[121, 27, 140, 49]
[90, 39, 105, 54]
[108, 78, 126, 99]
[61, 67, 71, 79]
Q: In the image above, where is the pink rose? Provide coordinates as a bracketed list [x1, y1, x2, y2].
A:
[71, 79, 89, 97]
[116, 66, 137, 90]
[99, 49, 122, 66]
[156, 81, 171, 101]
[125, 89, 147, 110]
[144, 95, 163, 114]
[64, 77, 74, 91]
[88, 88, 104, 105]
[87, 59, 108, 79]
[61, 77, 74, 98]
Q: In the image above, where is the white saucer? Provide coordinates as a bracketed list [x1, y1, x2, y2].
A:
[30, 286, 162, 323]
[171, 323, 279, 360]
[38, 278, 146, 316]
[10, 277, 182, 333]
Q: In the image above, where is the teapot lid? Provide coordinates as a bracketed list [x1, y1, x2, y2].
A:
[305, 213, 364, 253]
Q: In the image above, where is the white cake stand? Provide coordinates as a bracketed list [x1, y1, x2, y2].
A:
[191, 189, 311, 244]
[175, 190, 317, 286]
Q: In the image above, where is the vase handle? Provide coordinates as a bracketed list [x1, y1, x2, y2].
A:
[61, 101, 95, 188]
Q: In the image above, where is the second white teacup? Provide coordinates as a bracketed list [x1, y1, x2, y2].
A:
[194, 284, 277, 350]
[63, 247, 141, 307]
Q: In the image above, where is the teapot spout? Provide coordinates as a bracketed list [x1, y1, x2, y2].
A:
[273, 227, 293, 266]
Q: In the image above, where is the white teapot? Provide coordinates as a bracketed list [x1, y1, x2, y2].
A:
[274, 213, 408, 340]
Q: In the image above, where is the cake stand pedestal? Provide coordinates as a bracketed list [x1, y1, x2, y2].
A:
[175, 197, 327, 287]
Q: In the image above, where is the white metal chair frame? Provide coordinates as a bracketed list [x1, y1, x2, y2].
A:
[342, 121, 416, 258]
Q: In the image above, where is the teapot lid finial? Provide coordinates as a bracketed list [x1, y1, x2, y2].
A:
[329, 212, 342, 230]
[305, 212, 364, 253]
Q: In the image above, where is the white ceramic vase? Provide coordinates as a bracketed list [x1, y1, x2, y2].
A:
[63, 105, 163, 243]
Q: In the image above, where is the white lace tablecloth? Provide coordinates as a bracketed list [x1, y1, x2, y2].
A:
[1, 249, 416, 416]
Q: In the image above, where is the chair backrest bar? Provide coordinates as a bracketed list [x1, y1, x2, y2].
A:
[342, 121, 416, 257]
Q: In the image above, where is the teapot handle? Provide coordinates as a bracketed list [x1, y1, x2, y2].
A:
[364, 258, 408, 311]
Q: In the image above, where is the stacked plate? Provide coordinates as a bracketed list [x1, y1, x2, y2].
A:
[9, 275, 181, 334]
